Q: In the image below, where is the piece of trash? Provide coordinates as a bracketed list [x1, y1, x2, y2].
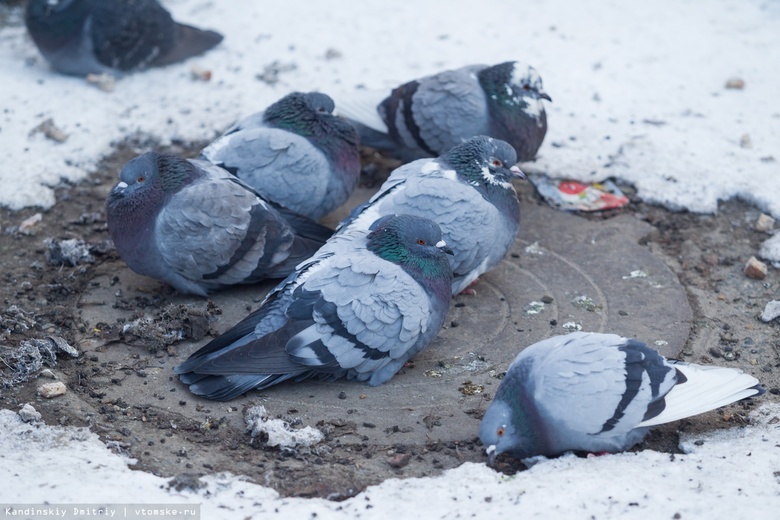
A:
[724, 77, 745, 90]
[255, 61, 297, 85]
[562, 321, 582, 332]
[190, 65, 212, 81]
[654, 340, 669, 347]
[755, 214, 775, 233]
[744, 256, 767, 280]
[245, 405, 323, 448]
[458, 381, 484, 395]
[524, 241, 545, 255]
[622, 270, 648, 279]
[45, 238, 95, 266]
[760, 301, 780, 322]
[29, 118, 68, 142]
[86, 73, 116, 92]
[525, 301, 545, 314]
[572, 295, 599, 312]
[38, 381, 67, 398]
[529, 174, 629, 212]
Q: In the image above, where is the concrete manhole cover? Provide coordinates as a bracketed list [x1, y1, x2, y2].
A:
[77, 191, 693, 447]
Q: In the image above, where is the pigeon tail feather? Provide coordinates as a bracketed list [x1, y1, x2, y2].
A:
[637, 362, 764, 427]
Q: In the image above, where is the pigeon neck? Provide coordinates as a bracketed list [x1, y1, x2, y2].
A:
[440, 155, 520, 217]
[366, 236, 452, 301]
[106, 184, 166, 265]
[265, 108, 360, 173]
[496, 365, 550, 458]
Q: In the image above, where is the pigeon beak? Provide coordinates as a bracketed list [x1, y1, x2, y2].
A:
[509, 165, 526, 180]
[436, 240, 454, 256]
[486, 445, 497, 466]
[539, 91, 552, 102]
[115, 181, 128, 190]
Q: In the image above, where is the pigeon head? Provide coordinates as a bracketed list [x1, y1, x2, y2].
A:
[480, 61, 552, 107]
[440, 136, 525, 190]
[26, 0, 89, 48]
[367, 214, 454, 290]
[107, 152, 195, 213]
[479, 382, 540, 464]
[263, 91, 360, 166]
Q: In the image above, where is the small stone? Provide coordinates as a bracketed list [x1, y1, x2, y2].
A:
[755, 214, 775, 233]
[760, 300, 780, 322]
[387, 453, 412, 468]
[39, 369, 57, 379]
[190, 65, 212, 81]
[324, 48, 342, 60]
[338, 391, 347, 400]
[18, 403, 42, 423]
[86, 73, 116, 92]
[744, 256, 767, 280]
[724, 77, 745, 89]
[740, 133, 752, 149]
[30, 118, 68, 142]
[18, 213, 43, 235]
[541, 295, 554, 304]
[38, 381, 67, 398]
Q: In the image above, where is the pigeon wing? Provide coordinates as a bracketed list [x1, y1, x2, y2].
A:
[411, 66, 489, 154]
[155, 168, 296, 289]
[202, 127, 331, 218]
[528, 333, 677, 439]
[90, 0, 175, 71]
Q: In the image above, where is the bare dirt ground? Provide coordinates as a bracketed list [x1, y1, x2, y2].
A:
[1, 134, 777, 499]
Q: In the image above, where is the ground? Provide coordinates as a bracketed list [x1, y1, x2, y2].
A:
[0, 137, 777, 499]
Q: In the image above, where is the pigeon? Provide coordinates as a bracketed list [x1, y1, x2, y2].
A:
[338, 135, 523, 295]
[25, 0, 223, 76]
[480, 332, 765, 463]
[106, 151, 333, 297]
[175, 214, 454, 401]
[337, 61, 551, 162]
[200, 92, 361, 221]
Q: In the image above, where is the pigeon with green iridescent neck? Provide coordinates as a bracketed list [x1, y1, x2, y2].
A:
[480, 332, 765, 464]
[201, 92, 361, 220]
[338, 136, 523, 294]
[175, 214, 454, 401]
[337, 61, 551, 162]
[25, 0, 223, 76]
[106, 151, 333, 296]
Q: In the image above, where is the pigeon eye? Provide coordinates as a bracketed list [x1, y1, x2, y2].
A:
[137, 176, 146, 183]
[522, 84, 531, 90]
[497, 426, 505, 437]
[491, 159, 502, 167]
[417, 239, 426, 245]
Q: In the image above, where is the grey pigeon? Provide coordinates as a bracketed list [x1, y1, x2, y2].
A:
[200, 92, 361, 220]
[175, 214, 454, 401]
[106, 151, 333, 296]
[338, 135, 523, 294]
[480, 332, 765, 463]
[337, 61, 551, 162]
[25, 0, 223, 76]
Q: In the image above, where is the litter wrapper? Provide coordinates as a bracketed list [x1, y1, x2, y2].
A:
[529, 174, 629, 212]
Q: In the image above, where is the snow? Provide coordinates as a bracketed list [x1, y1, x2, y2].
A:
[0, 0, 778, 215]
[1, 404, 778, 519]
[2, 0, 780, 517]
